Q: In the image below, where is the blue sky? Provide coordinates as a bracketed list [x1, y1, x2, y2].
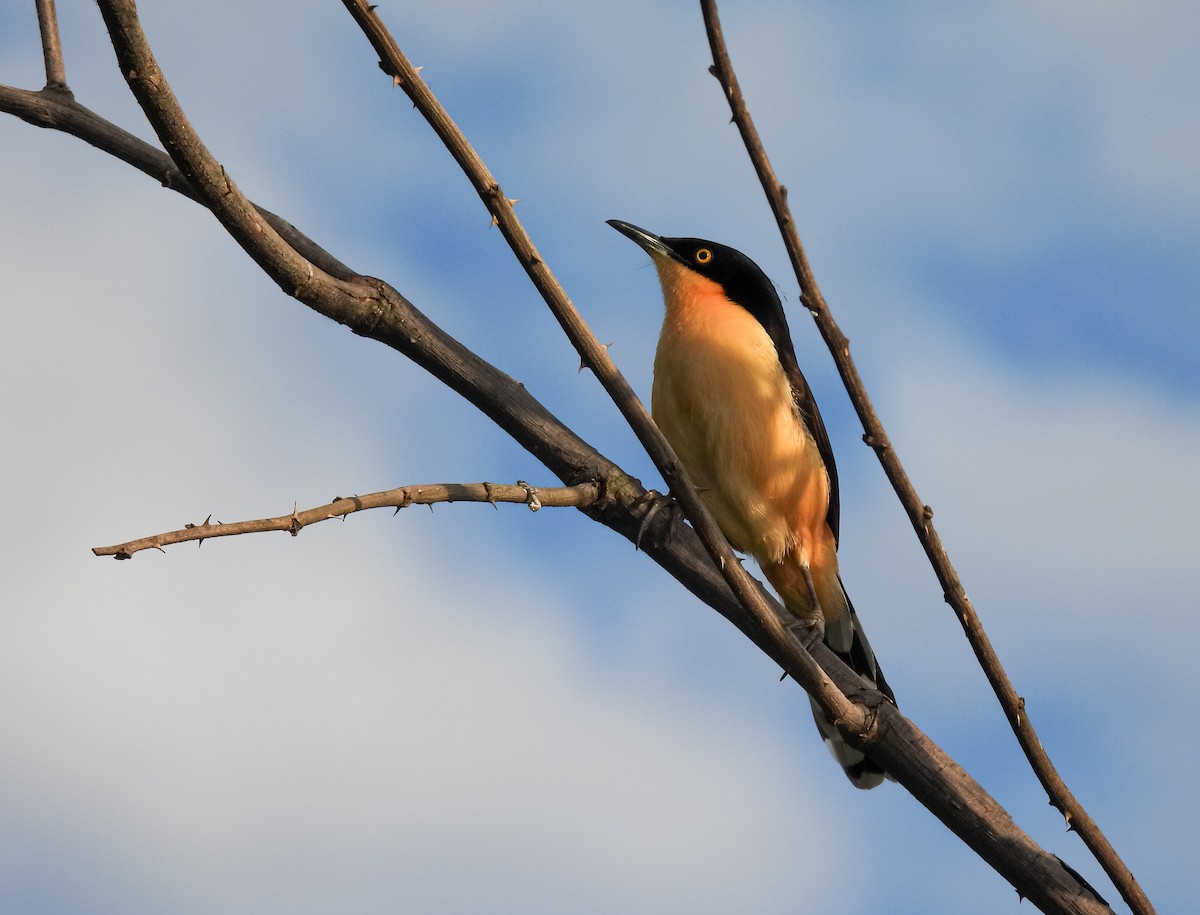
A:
[2, 2, 1196, 913]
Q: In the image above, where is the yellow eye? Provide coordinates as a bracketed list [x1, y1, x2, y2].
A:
[694, 247, 713, 265]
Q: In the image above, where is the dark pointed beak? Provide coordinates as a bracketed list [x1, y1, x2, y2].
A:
[607, 219, 672, 259]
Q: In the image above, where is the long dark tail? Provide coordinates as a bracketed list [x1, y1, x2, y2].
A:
[809, 578, 895, 789]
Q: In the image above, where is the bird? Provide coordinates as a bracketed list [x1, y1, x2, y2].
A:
[608, 219, 894, 788]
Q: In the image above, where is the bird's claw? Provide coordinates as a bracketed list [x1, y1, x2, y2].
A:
[634, 489, 681, 551]
[787, 614, 826, 650]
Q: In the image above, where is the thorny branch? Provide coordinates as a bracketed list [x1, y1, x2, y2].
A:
[699, 3, 1151, 914]
[92, 482, 602, 559]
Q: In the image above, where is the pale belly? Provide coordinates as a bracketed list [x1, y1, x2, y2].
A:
[652, 319, 830, 568]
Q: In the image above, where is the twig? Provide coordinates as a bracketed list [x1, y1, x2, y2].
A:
[35, 0, 68, 91]
[92, 481, 600, 559]
[338, 0, 857, 728]
[699, 3, 1153, 914]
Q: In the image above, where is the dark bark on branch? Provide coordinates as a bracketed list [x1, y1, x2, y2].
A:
[0, 85, 356, 280]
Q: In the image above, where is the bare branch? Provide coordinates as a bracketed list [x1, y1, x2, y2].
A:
[95, 0, 433, 366]
[35, 0, 68, 91]
[700, 2, 1152, 914]
[337, 0, 858, 732]
[0, 84, 356, 278]
[96, 0, 354, 312]
[92, 481, 601, 559]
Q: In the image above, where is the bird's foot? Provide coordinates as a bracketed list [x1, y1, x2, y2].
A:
[633, 489, 682, 551]
[787, 613, 826, 650]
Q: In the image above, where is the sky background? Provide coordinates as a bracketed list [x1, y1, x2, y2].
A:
[2, 2, 1197, 913]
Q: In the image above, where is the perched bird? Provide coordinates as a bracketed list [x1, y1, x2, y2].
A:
[608, 219, 894, 788]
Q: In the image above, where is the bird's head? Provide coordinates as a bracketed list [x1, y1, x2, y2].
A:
[606, 219, 782, 329]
